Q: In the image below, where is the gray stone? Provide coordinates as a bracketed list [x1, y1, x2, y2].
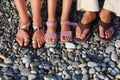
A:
[49, 48, 55, 53]
[81, 68, 87, 74]
[72, 62, 79, 68]
[108, 61, 116, 68]
[44, 75, 57, 80]
[111, 53, 118, 61]
[83, 44, 89, 48]
[89, 68, 95, 74]
[76, 45, 82, 49]
[0, 63, 10, 67]
[20, 76, 27, 80]
[79, 63, 87, 68]
[88, 61, 98, 67]
[45, 43, 56, 48]
[75, 69, 81, 74]
[81, 74, 89, 80]
[115, 40, 120, 48]
[110, 70, 117, 76]
[104, 58, 110, 63]
[21, 68, 30, 76]
[62, 70, 71, 79]
[95, 67, 101, 72]
[105, 46, 115, 53]
[37, 48, 44, 55]
[28, 74, 36, 80]
[4, 69, 14, 76]
[4, 58, 13, 64]
[13, 43, 19, 50]
[97, 74, 105, 80]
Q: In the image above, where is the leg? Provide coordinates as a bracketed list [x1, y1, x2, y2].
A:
[99, 8, 114, 39]
[60, 0, 72, 41]
[14, 0, 30, 47]
[30, 0, 45, 48]
[45, 0, 57, 43]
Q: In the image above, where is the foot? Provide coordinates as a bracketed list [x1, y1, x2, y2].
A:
[15, 23, 30, 47]
[76, 12, 96, 40]
[32, 26, 45, 49]
[99, 9, 114, 39]
[60, 20, 72, 41]
[45, 21, 57, 43]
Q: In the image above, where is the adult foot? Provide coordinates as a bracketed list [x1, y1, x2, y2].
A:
[16, 23, 30, 47]
[99, 9, 114, 39]
[32, 26, 45, 49]
[76, 12, 96, 40]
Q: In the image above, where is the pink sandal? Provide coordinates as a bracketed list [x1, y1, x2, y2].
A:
[45, 21, 57, 43]
[60, 20, 77, 42]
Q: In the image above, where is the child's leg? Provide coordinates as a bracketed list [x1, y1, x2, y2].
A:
[99, 9, 113, 39]
[14, 0, 30, 47]
[30, 0, 44, 48]
[60, 0, 72, 41]
[45, 0, 57, 43]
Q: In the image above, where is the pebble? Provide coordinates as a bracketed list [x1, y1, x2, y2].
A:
[4, 58, 13, 64]
[116, 74, 120, 79]
[105, 46, 115, 53]
[81, 74, 89, 80]
[65, 42, 76, 49]
[21, 68, 30, 76]
[79, 63, 87, 68]
[88, 61, 98, 67]
[115, 40, 120, 48]
[111, 53, 118, 61]
[28, 74, 36, 80]
[44, 75, 57, 80]
[97, 74, 105, 80]
[89, 68, 95, 74]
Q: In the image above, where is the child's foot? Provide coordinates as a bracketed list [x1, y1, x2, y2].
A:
[45, 21, 57, 43]
[15, 23, 30, 47]
[76, 12, 96, 40]
[60, 20, 73, 42]
[32, 26, 45, 49]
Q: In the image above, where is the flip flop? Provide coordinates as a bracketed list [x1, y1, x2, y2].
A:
[97, 19, 114, 42]
[45, 21, 57, 44]
[74, 21, 95, 44]
[60, 20, 77, 42]
[15, 23, 30, 47]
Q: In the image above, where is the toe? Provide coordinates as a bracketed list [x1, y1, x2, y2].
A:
[32, 40, 37, 49]
[16, 37, 23, 46]
[99, 26, 105, 38]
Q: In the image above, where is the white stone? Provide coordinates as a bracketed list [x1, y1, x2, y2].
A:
[65, 42, 76, 49]
[115, 40, 120, 48]
[111, 53, 118, 61]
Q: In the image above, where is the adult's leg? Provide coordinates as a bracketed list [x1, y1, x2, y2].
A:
[14, 0, 30, 47]
[30, 0, 45, 48]
[60, 0, 72, 41]
[45, 0, 57, 43]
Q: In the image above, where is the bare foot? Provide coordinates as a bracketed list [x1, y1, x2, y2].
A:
[32, 28, 45, 49]
[16, 23, 30, 47]
[99, 9, 114, 39]
[76, 12, 96, 40]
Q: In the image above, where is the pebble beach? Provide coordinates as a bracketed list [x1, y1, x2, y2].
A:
[0, 0, 120, 80]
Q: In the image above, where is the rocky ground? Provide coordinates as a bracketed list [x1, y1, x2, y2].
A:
[0, 0, 120, 80]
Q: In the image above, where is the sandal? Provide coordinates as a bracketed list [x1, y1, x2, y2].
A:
[74, 21, 95, 44]
[32, 25, 45, 49]
[15, 23, 30, 47]
[45, 21, 57, 44]
[97, 19, 114, 42]
[60, 20, 77, 42]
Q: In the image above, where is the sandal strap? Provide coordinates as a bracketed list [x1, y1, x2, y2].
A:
[61, 20, 77, 27]
[33, 25, 43, 31]
[18, 23, 30, 32]
[60, 31, 72, 36]
[46, 21, 57, 26]
[98, 20, 112, 30]
[77, 21, 93, 34]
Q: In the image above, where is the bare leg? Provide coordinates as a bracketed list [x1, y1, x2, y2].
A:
[76, 11, 96, 39]
[14, 0, 30, 47]
[99, 9, 114, 39]
[60, 0, 72, 41]
[46, 0, 57, 43]
[30, 0, 44, 48]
